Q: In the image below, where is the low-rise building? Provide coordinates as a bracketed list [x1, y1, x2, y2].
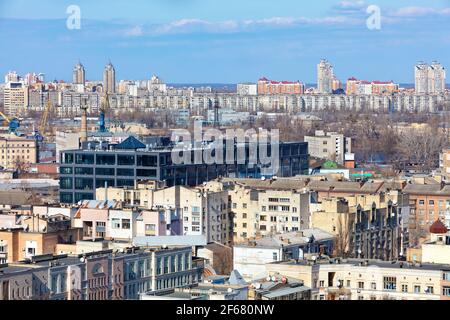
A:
[233, 229, 334, 281]
[265, 258, 450, 300]
[0, 246, 204, 300]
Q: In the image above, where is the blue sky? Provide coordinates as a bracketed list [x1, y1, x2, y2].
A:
[0, 0, 449, 83]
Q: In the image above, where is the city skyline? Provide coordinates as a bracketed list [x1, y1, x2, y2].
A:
[3, 59, 448, 86]
[0, 0, 449, 83]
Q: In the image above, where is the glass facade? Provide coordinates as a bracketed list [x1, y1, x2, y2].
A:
[59, 142, 309, 203]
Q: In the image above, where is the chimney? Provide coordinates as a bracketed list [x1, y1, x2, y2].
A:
[80, 100, 88, 145]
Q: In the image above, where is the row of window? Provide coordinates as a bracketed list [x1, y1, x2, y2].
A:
[418, 199, 450, 207]
[62, 154, 158, 166]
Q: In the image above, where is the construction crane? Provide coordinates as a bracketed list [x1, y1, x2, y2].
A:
[0, 111, 20, 134]
[98, 92, 110, 133]
[39, 100, 54, 137]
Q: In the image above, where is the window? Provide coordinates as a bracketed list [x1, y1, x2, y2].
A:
[136, 169, 157, 177]
[280, 198, 290, 203]
[242, 213, 247, 219]
[429, 200, 435, 206]
[60, 167, 73, 174]
[261, 206, 266, 212]
[281, 206, 290, 212]
[268, 198, 279, 203]
[122, 219, 131, 230]
[443, 287, 450, 296]
[401, 284, 408, 293]
[116, 168, 134, 176]
[426, 286, 434, 294]
[319, 281, 325, 287]
[75, 154, 94, 165]
[347, 280, 351, 287]
[242, 203, 247, 209]
[419, 200, 425, 205]
[107, 218, 120, 230]
[117, 155, 135, 166]
[96, 154, 116, 165]
[292, 217, 299, 222]
[371, 282, 376, 290]
[358, 282, 364, 289]
[414, 285, 421, 294]
[443, 272, 450, 281]
[383, 277, 396, 291]
[145, 224, 156, 236]
[137, 155, 157, 167]
[60, 177, 73, 190]
[272, 252, 278, 261]
[96, 167, 115, 176]
[75, 167, 93, 175]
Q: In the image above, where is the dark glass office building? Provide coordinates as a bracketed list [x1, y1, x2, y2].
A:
[59, 136, 309, 203]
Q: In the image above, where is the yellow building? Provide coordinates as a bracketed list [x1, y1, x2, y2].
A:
[0, 134, 38, 170]
[3, 82, 28, 116]
[207, 178, 310, 244]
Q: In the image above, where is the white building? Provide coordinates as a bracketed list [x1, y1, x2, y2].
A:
[237, 83, 257, 96]
[317, 59, 334, 94]
[233, 229, 334, 281]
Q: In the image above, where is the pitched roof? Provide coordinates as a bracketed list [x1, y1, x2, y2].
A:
[114, 136, 146, 150]
[430, 220, 448, 234]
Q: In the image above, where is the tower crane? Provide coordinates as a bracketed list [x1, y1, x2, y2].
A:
[0, 111, 20, 135]
[39, 100, 54, 137]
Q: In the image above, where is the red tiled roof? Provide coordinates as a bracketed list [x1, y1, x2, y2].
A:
[430, 219, 448, 234]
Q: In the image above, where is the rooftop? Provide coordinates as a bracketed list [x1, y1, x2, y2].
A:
[236, 229, 334, 249]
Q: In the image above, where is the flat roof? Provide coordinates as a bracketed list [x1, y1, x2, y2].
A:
[262, 285, 310, 299]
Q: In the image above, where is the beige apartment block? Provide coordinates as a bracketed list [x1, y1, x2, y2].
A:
[0, 134, 38, 170]
[265, 259, 448, 300]
[3, 82, 28, 116]
[96, 183, 232, 245]
[229, 183, 310, 243]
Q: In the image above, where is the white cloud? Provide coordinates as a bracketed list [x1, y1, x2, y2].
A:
[123, 25, 144, 37]
[152, 15, 354, 35]
[389, 6, 450, 17]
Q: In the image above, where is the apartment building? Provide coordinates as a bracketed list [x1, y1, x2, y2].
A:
[265, 258, 450, 300]
[3, 81, 28, 116]
[403, 183, 450, 232]
[257, 77, 305, 95]
[440, 149, 450, 179]
[0, 246, 204, 300]
[304, 130, 352, 166]
[0, 214, 81, 264]
[209, 178, 310, 243]
[233, 229, 334, 280]
[0, 134, 37, 170]
[96, 184, 232, 245]
[346, 78, 399, 95]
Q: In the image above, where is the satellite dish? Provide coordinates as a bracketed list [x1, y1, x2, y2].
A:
[227, 288, 233, 293]
[266, 276, 271, 282]
[80, 257, 85, 263]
